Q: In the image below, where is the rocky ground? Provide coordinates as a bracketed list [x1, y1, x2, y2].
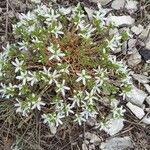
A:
[0, 0, 150, 149]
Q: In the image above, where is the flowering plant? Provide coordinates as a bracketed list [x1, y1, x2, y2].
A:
[0, 3, 131, 134]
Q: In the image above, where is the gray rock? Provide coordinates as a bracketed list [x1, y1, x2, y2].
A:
[142, 115, 150, 124]
[132, 74, 150, 84]
[100, 136, 133, 150]
[125, 0, 138, 13]
[128, 39, 136, 50]
[126, 102, 145, 119]
[128, 50, 141, 66]
[106, 15, 135, 26]
[144, 84, 150, 94]
[100, 0, 112, 5]
[139, 24, 150, 39]
[146, 96, 150, 106]
[126, 86, 148, 106]
[131, 25, 144, 35]
[84, 7, 94, 20]
[111, 0, 125, 10]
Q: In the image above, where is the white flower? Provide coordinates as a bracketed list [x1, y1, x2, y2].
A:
[31, 36, 41, 43]
[51, 23, 64, 38]
[81, 103, 98, 119]
[56, 80, 70, 96]
[69, 90, 84, 107]
[94, 66, 108, 85]
[18, 41, 28, 51]
[84, 91, 98, 104]
[76, 70, 91, 85]
[42, 67, 60, 84]
[42, 113, 64, 127]
[91, 82, 101, 94]
[107, 34, 122, 51]
[0, 83, 17, 98]
[72, 4, 85, 26]
[48, 44, 65, 61]
[45, 9, 60, 22]
[30, 94, 45, 110]
[111, 106, 126, 119]
[59, 7, 72, 15]
[19, 11, 36, 22]
[57, 63, 70, 75]
[15, 99, 31, 117]
[57, 103, 74, 116]
[93, 10, 106, 28]
[12, 58, 24, 73]
[74, 113, 86, 126]
[16, 71, 28, 85]
[27, 71, 39, 86]
[79, 24, 96, 39]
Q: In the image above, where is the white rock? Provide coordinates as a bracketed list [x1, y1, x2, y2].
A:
[132, 74, 150, 84]
[128, 50, 141, 66]
[146, 96, 150, 106]
[126, 102, 145, 119]
[106, 15, 135, 26]
[144, 84, 150, 94]
[111, 0, 125, 10]
[125, 0, 138, 13]
[127, 86, 148, 106]
[100, 136, 133, 150]
[101, 118, 124, 136]
[131, 25, 144, 35]
[82, 143, 88, 150]
[142, 115, 150, 124]
[90, 0, 112, 5]
[84, 7, 94, 20]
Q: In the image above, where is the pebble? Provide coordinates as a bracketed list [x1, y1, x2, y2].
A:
[126, 102, 145, 119]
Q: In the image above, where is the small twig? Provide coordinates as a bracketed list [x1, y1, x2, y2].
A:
[5, 0, 9, 41]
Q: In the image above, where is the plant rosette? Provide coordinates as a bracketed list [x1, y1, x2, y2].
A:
[0, 3, 132, 134]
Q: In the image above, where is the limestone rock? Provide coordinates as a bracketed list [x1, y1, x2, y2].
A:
[106, 15, 135, 26]
[131, 25, 144, 35]
[111, 0, 125, 10]
[126, 102, 145, 119]
[126, 86, 147, 106]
